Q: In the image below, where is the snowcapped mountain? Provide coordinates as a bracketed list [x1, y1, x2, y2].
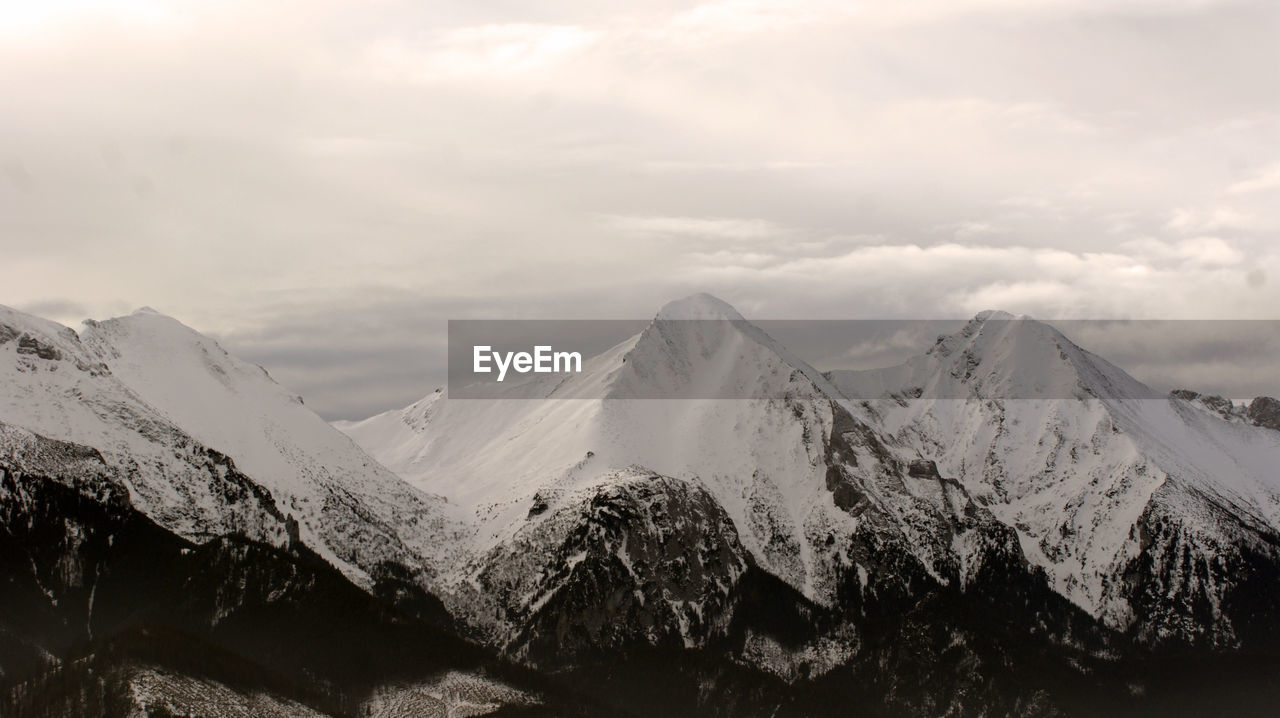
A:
[340, 296, 863, 606]
[77, 308, 467, 588]
[338, 296, 1078, 663]
[828, 312, 1280, 647]
[0, 304, 575, 717]
[0, 305, 464, 590]
[0, 305, 292, 548]
[7, 294, 1280, 716]
[337, 294, 1280, 714]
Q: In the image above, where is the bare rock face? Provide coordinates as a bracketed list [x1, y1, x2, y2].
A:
[907, 458, 942, 480]
[15, 334, 62, 361]
[1248, 396, 1280, 432]
[1122, 481, 1280, 652]
[460, 470, 750, 668]
[1172, 389, 1243, 420]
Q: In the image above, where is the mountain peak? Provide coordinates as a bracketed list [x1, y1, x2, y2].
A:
[655, 293, 745, 321]
[830, 308, 1158, 401]
[972, 309, 1017, 322]
[0, 304, 82, 349]
[609, 292, 841, 401]
[81, 310, 220, 371]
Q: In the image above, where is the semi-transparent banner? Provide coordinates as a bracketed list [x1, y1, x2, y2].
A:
[447, 319, 1280, 400]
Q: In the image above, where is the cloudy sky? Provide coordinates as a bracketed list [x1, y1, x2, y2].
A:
[2, 0, 1278, 418]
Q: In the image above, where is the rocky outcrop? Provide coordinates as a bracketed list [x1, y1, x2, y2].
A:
[459, 469, 750, 668]
[1248, 396, 1280, 432]
[1172, 389, 1244, 421]
[907, 458, 943, 479]
[1120, 482, 1280, 651]
[14, 335, 61, 361]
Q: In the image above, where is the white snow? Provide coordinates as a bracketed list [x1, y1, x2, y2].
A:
[361, 670, 539, 717]
[126, 665, 326, 718]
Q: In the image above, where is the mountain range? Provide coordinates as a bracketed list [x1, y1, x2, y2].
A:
[3, 294, 1280, 717]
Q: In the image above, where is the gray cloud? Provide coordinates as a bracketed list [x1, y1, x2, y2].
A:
[1, 0, 1277, 418]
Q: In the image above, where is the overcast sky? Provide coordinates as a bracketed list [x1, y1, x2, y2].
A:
[2, 0, 1278, 418]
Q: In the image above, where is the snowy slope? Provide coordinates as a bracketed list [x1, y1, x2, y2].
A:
[76, 309, 468, 587]
[124, 666, 328, 718]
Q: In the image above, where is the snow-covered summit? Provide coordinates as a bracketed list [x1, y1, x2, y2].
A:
[1, 304, 83, 345]
[654, 292, 746, 321]
[611, 293, 840, 401]
[971, 309, 1016, 322]
[831, 310, 1156, 401]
